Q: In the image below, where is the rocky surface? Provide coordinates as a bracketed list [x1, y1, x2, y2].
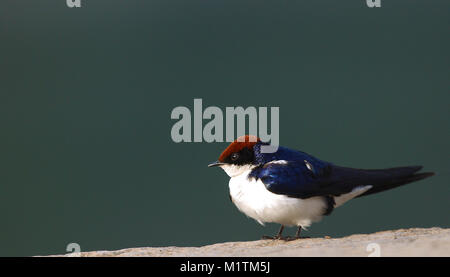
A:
[61, 228, 449, 257]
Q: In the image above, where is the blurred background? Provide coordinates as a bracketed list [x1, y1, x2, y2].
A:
[0, 0, 449, 256]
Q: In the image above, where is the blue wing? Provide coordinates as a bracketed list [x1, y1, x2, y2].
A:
[250, 144, 432, 199]
[251, 145, 335, 198]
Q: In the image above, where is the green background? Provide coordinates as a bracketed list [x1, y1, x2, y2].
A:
[1, 0, 449, 256]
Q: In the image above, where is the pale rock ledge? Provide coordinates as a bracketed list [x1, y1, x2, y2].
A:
[58, 227, 450, 257]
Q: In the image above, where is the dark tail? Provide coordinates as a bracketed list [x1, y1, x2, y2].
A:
[349, 166, 435, 198]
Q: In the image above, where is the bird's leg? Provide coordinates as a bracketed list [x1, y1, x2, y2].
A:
[278, 226, 311, 241]
[276, 225, 285, 239]
[262, 225, 285, 240]
[295, 226, 302, 238]
[293, 226, 310, 239]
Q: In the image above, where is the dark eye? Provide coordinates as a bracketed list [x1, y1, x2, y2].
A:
[231, 153, 240, 161]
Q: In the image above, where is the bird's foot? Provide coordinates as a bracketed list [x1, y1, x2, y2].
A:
[280, 236, 311, 241]
[261, 235, 280, 240]
[261, 235, 310, 241]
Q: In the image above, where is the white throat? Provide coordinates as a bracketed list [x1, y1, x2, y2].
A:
[220, 164, 257, 178]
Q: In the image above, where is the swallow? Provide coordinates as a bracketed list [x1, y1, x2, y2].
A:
[208, 135, 434, 240]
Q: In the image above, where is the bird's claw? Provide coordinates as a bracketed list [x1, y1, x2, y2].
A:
[261, 235, 279, 240]
[261, 235, 310, 241]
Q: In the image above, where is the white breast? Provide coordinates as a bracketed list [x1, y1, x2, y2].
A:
[225, 166, 328, 228]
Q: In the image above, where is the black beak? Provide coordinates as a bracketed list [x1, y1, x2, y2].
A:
[208, 161, 225, 167]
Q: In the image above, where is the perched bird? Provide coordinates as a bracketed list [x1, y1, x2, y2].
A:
[208, 135, 434, 240]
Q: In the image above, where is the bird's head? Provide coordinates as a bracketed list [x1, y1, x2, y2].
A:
[208, 135, 261, 177]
